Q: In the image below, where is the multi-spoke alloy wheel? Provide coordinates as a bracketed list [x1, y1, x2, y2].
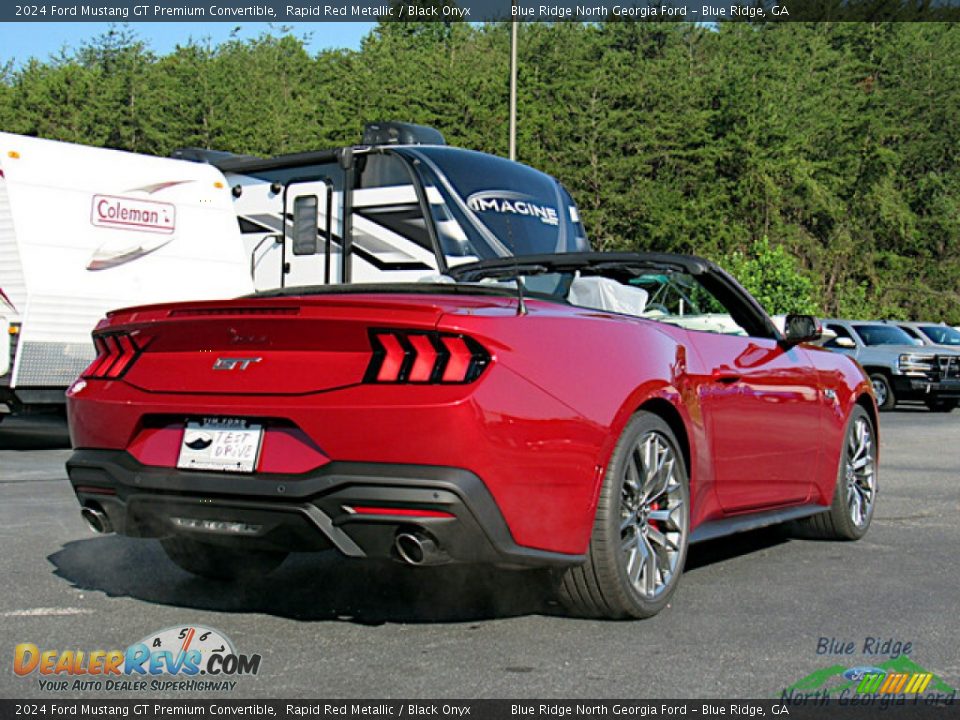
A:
[556, 412, 690, 619]
[845, 414, 876, 529]
[788, 405, 878, 541]
[620, 432, 687, 599]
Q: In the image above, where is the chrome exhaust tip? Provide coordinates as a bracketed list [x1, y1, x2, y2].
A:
[395, 531, 443, 566]
[81, 505, 112, 535]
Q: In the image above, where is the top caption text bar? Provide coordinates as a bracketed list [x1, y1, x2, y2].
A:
[4, 0, 960, 22]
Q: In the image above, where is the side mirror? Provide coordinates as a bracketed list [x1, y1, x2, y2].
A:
[291, 195, 319, 256]
[784, 314, 822, 345]
[834, 337, 856, 349]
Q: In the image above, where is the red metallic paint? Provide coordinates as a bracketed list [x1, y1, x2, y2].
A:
[67, 292, 874, 556]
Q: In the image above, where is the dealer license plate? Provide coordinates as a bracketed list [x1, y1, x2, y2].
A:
[176, 418, 263, 473]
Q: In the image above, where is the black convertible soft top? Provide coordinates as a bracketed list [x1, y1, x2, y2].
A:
[445, 251, 716, 282]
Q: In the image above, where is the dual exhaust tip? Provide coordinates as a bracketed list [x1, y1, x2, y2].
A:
[394, 530, 446, 566]
[81, 505, 112, 535]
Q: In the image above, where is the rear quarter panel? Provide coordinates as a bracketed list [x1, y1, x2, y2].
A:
[438, 301, 713, 534]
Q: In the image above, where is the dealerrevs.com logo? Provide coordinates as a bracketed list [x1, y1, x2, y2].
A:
[13, 625, 260, 693]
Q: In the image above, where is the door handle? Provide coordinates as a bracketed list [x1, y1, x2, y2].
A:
[712, 368, 742, 384]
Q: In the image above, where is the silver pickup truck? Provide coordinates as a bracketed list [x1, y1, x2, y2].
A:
[822, 319, 960, 412]
[886, 321, 960, 350]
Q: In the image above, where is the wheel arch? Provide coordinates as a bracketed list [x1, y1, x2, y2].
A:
[588, 391, 697, 535]
[861, 365, 894, 382]
[636, 396, 692, 483]
[860, 365, 895, 411]
[853, 391, 880, 454]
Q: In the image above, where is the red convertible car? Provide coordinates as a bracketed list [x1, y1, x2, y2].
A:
[65, 252, 877, 619]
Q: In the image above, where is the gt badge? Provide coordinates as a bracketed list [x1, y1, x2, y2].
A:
[213, 357, 262, 371]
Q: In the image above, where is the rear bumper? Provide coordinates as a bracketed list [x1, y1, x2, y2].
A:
[66, 449, 583, 568]
[893, 376, 960, 399]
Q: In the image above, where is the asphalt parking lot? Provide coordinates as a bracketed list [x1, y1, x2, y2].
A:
[0, 409, 957, 699]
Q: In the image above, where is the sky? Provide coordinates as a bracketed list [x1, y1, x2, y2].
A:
[0, 22, 375, 68]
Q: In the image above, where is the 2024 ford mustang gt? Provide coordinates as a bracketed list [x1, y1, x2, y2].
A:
[66, 252, 878, 619]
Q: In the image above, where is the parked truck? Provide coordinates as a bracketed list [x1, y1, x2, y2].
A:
[821, 318, 960, 412]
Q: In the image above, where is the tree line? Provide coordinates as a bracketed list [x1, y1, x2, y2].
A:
[1, 22, 957, 321]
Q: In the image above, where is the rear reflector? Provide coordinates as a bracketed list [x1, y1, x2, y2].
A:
[82, 331, 142, 379]
[365, 330, 489, 384]
[343, 505, 455, 519]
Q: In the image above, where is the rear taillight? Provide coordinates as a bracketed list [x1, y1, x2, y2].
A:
[365, 330, 489, 384]
[82, 331, 142, 379]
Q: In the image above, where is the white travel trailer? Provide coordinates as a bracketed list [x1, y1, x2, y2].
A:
[0, 132, 254, 419]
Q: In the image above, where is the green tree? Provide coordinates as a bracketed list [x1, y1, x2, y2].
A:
[2, 22, 959, 323]
[722, 237, 819, 315]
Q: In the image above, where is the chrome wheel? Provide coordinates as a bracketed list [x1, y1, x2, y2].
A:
[620, 432, 687, 599]
[871, 377, 888, 407]
[845, 415, 876, 528]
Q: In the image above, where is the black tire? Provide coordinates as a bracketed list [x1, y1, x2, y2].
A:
[556, 412, 690, 619]
[788, 405, 877, 541]
[869, 373, 896, 411]
[925, 398, 958, 413]
[160, 536, 287, 581]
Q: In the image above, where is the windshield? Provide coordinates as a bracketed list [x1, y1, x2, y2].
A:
[919, 325, 960, 345]
[400, 146, 589, 261]
[449, 258, 758, 337]
[853, 324, 915, 346]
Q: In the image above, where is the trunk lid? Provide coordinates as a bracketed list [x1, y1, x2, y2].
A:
[98, 293, 505, 395]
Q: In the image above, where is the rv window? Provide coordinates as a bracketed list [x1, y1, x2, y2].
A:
[292, 195, 319, 256]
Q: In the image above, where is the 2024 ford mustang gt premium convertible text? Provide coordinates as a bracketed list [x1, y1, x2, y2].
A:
[65, 252, 878, 619]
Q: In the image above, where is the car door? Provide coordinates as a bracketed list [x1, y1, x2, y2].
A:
[692, 332, 823, 512]
[663, 273, 823, 513]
